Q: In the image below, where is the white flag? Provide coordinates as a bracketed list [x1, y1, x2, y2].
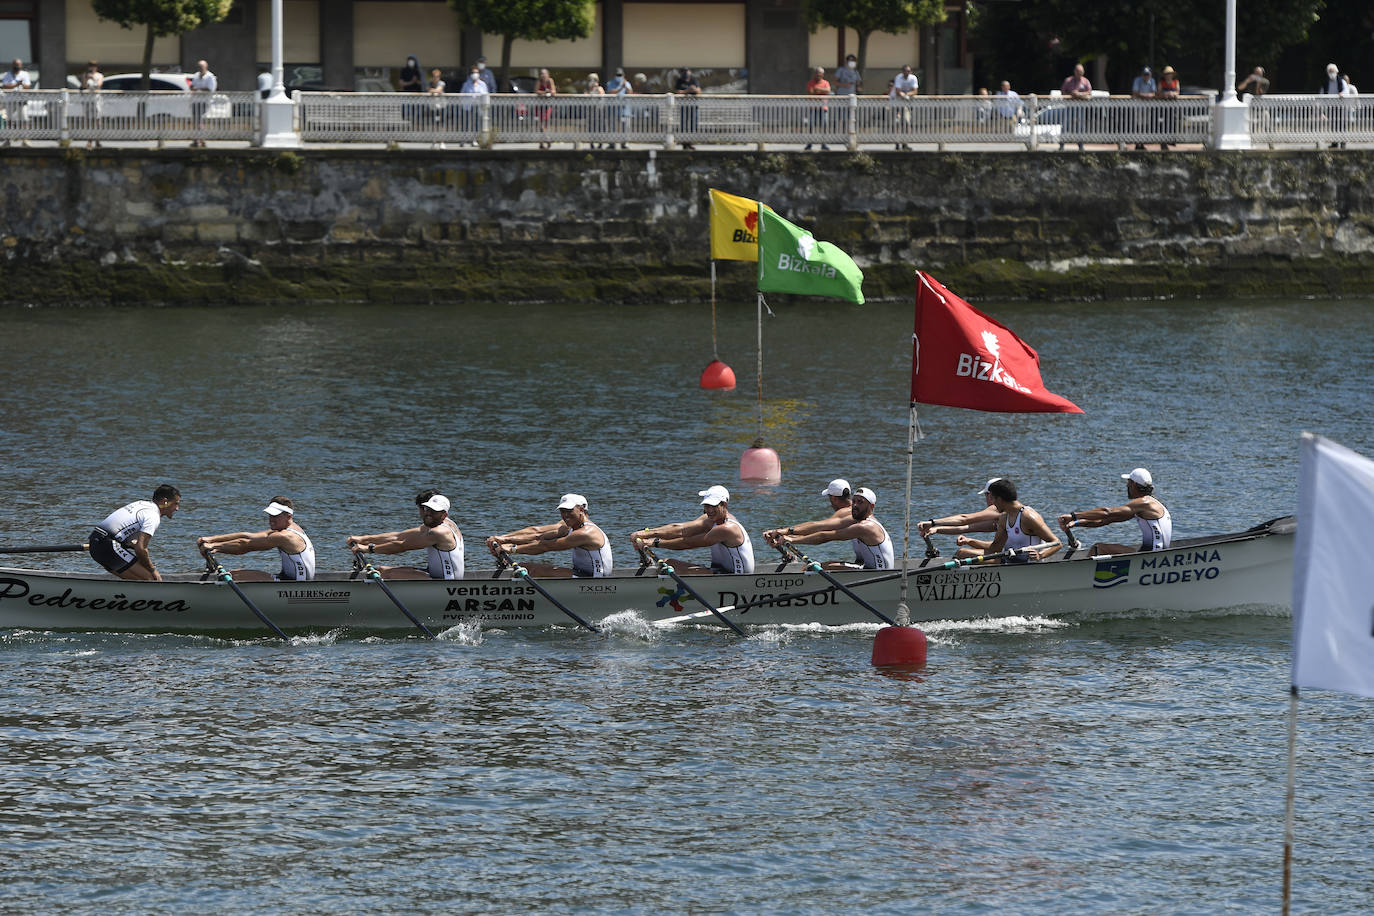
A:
[1291, 433, 1374, 697]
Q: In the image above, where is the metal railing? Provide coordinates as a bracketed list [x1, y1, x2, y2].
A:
[1250, 94, 1374, 148]
[0, 89, 259, 143]
[3, 89, 1371, 150]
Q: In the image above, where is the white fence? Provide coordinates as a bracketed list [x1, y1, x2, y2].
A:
[1250, 94, 1374, 147]
[0, 90, 259, 143]
[2, 89, 1370, 150]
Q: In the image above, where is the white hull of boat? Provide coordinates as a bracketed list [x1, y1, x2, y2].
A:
[0, 518, 1294, 635]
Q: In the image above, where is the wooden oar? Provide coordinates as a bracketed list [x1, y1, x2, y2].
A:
[643, 546, 746, 636]
[352, 550, 436, 638]
[780, 543, 898, 627]
[204, 551, 290, 641]
[0, 543, 89, 554]
[497, 549, 600, 634]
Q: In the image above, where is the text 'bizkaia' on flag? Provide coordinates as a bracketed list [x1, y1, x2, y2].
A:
[756, 208, 865, 304]
[911, 271, 1083, 413]
[1292, 433, 1374, 699]
[708, 189, 772, 262]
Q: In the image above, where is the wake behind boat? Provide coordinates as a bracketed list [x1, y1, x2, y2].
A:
[0, 518, 1294, 636]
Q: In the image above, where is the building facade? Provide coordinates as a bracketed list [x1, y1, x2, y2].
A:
[14, 0, 968, 96]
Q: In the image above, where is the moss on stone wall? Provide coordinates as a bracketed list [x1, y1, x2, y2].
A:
[1, 148, 1372, 307]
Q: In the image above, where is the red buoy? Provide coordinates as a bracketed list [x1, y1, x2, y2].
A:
[871, 625, 928, 667]
[699, 360, 736, 390]
[740, 442, 781, 484]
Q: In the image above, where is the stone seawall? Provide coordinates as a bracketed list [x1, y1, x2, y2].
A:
[1, 148, 1372, 306]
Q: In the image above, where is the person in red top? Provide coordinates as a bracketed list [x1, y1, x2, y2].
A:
[805, 66, 831, 150]
[1058, 62, 1091, 150]
[535, 67, 557, 148]
[1157, 65, 1180, 149]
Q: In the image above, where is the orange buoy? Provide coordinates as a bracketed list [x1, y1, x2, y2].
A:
[871, 625, 928, 667]
[699, 360, 736, 390]
[740, 441, 781, 484]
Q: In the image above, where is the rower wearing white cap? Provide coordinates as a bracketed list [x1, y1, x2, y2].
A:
[918, 477, 1006, 546]
[345, 489, 464, 579]
[778, 486, 894, 569]
[632, 485, 755, 574]
[762, 478, 853, 549]
[486, 493, 614, 578]
[196, 496, 316, 581]
[1058, 468, 1173, 556]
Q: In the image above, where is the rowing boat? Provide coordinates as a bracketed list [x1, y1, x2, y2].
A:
[0, 517, 1294, 635]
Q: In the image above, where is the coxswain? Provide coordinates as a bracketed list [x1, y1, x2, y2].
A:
[965, 478, 1061, 563]
[631, 485, 754, 574]
[777, 486, 894, 570]
[486, 493, 613, 578]
[1059, 467, 1172, 556]
[762, 478, 853, 548]
[345, 490, 464, 579]
[88, 485, 181, 581]
[196, 497, 316, 581]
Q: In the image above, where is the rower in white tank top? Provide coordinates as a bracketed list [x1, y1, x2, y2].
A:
[710, 516, 755, 574]
[426, 518, 465, 579]
[1004, 508, 1044, 551]
[278, 529, 316, 580]
[851, 521, 895, 569]
[570, 521, 614, 577]
[1137, 505, 1172, 551]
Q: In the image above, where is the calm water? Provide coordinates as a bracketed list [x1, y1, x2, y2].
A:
[2, 297, 1372, 913]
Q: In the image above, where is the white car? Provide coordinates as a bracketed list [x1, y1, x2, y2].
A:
[85, 73, 229, 120]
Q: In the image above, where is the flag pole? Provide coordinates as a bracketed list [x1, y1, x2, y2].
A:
[896, 402, 917, 626]
[756, 291, 764, 437]
[710, 259, 719, 360]
[1281, 684, 1299, 915]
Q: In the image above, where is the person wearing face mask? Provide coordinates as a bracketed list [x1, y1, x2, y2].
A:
[460, 64, 489, 145]
[834, 54, 862, 96]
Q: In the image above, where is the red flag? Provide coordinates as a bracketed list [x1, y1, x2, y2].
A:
[911, 272, 1083, 413]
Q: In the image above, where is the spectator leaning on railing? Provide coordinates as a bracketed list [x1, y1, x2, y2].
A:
[1130, 66, 1156, 150]
[674, 66, 701, 149]
[189, 59, 217, 148]
[1237, 66, 1269, 99]
[892, 64, 918, 149]
[995, 80, 1023, 127]
[1157, 66, 1180, 150]
[1058, 62, 1091, 151]
[804, 66, 831, 150]
[604, 68, 631, 149]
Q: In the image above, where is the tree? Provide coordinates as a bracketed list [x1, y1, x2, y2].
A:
[971, 0, 1324, 94]
[448, 0, 596, 91]
[91, 0, 234, 90]
[804, 0, 947, 75]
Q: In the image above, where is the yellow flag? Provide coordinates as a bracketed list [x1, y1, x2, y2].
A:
[709, 189, 771, 262]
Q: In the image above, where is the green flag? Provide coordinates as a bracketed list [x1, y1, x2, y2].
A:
[756, 208, 865, 304]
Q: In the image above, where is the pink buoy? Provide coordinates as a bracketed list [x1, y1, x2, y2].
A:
[871, 625, 928, 668]
[699, 360, 736, 390]
[739, 440, 781, 484]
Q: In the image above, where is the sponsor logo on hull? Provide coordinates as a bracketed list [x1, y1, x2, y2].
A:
[1094, 560, 1130, 589]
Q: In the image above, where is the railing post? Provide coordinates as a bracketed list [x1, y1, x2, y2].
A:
[847, 94, 858, 150]
[59, 89, 70, 144]
[666, 93, 677, 149]
[479, 93, 491, 148]
[1028, 95, 1038, 151]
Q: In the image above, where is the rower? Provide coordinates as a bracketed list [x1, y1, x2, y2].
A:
[964, 478, 1061, 564]
[486, 493, 613, 578]
[777, 486, 894, 570]
[631, 485, 754, 574]
[345, 490, 464, 579]
[88, 484, 181, 581]
[1059, 467, 1172, 556]
[196, 497, 316, 582]
[919, 477, 1006, 557]
[762, 477, 853, 549]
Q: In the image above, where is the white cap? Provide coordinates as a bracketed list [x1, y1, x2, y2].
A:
[421, 494, 451, 512]
[853, 487, 877, 506]
[1121, 468, 1152, 487]
[263, 501, 293, 516]
[978, 477, 1005, 495]
[698, 485, 730, 506]
[821, 478, 851, 498]
[557, 493, 587, 510]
